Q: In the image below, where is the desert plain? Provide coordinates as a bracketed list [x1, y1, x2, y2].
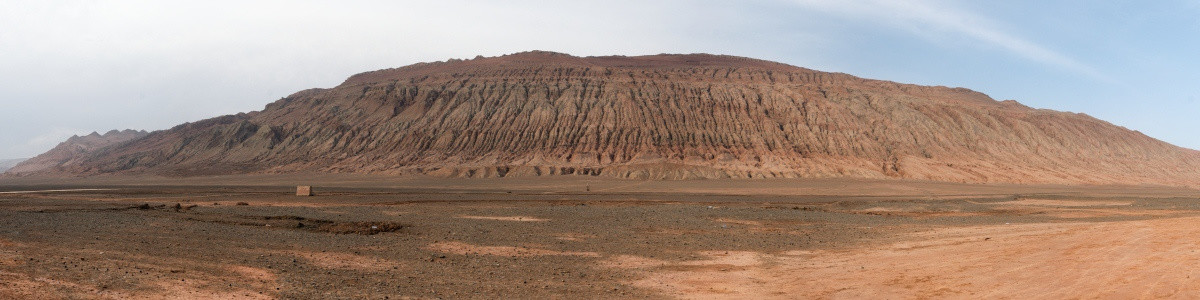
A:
[2, 175, 1199, 299]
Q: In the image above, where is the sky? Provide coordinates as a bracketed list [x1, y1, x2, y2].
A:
[2, 0, 1199, 158]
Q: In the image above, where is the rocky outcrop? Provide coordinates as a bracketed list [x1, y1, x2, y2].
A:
[6, 130, 148, 175]
[10, 51, 1200, 185]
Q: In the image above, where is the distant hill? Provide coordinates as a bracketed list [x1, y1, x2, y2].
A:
[0, 158, 27, 173]
[6, 130, 147, 175]
[7, 51, 1200, 185]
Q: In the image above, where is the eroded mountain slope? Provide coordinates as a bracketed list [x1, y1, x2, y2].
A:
[10, 51, 1199, 185]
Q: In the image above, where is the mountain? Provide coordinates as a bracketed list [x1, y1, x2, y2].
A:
[0, 158, 27, 173]
[6, 130, 148, 175]
[6, 51, 1199, 185]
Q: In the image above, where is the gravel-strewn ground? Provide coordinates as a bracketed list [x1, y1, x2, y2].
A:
[1, 184, 1198, 299]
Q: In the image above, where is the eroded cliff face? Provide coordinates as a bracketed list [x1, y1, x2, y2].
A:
[12, 51, 1200, 184]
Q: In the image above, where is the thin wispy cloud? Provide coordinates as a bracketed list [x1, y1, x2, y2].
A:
[788, 0, 1113, 83]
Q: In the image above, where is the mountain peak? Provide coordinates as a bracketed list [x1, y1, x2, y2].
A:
[6, 129, 149, 175]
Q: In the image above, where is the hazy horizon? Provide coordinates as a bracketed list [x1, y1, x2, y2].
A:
[4, 0, 1200, 158]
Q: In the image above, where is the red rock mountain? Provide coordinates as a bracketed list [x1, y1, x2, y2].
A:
[8, 51, 1200, 185]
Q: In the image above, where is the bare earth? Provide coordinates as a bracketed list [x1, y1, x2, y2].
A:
[1, 176, 1199, 299]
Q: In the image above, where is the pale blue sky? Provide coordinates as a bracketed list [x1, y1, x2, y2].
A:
[2, 0, 1198, 158]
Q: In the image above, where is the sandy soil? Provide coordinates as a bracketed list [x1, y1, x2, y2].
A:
[613, 217, 1200, 299]
[0, 177, 1198, 299]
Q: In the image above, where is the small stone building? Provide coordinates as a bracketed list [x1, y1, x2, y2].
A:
[296, 185, 313, 196]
